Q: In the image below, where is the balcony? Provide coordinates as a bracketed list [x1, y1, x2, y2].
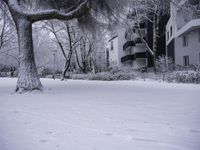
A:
[177, 18, 200, 37]
[121, 55, 135, 63]
[135, 52, 146, 58]
[123, 41, 135, 51]
[121, 52, 146, 63]
[135, 37, 146, 44]
[177, 3, 200, 31]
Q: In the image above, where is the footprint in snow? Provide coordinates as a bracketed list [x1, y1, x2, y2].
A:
[190, 129, 200, 134]
[105, 133, 113, 136]
[45, 131, 53, 135]
[39, 139, 49, 144]
[24, 121, 31, 125]
[13, 110, 19, 114]
[55, 144, 60, 147]
[127, 128, 139, 132]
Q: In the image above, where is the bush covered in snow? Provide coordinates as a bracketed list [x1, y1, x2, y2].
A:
[68, 71, 135, 81]
[156, 56, 174, 73]
[88, 72, 134, 81]
[167, 71, 200, 84]
[69, 74, 90, 80]
[65, 66, 137, 81]
[0, 64, 17, 77]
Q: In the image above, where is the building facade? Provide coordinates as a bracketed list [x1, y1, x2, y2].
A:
[166, 0, 200, 66]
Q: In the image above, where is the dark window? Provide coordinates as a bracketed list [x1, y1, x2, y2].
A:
[111, 41, 113, 50]
[183, 56, 189, 66]
[170, 26, 172, 37]
[199, 53, 200, 64]
[198, 30, 200, 42]
[167, 31, 169, 41]
[183, 35, 188, 47]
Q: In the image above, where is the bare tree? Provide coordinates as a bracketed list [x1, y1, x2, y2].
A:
[1, 0, 125, 92]
[75, 33, 95, 73]
[45, 20, 81, 80]
[0, 2, 17, 52]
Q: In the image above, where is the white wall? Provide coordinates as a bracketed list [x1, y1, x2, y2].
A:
[175, 30, 200, 65]
[118, 28, 127, 66]
[108, 33, 119, 67]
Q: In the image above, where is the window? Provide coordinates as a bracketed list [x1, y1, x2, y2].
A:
[167, 31, 169, 41]
[183, 35, 188, 47]
[183, 56, 189, 66]
[111, 41, 113, 51]
[170, 26, 172, 37]
[198, 30, 200, 42]
[199, 53, 200, 64]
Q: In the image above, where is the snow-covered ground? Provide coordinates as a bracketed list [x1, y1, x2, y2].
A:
[0, 78, 200, 150]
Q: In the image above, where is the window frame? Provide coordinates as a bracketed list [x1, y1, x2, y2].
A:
[183, 35, 188, 47]
[170, 26, 172, 37]
[183, 55, 189, 66]
[198, 30, 200, 43]
[111, 41, 114, 51]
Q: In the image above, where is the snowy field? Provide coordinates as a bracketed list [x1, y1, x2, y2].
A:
[0, 78, 200, 150]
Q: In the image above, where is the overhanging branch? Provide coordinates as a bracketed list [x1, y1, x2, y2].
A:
[7, 0, 89, 22]
[31, 0, 89, 22]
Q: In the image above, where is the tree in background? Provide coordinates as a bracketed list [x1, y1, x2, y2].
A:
[0, 2, 18, 74]
[44, 20, 81, 80]
[130, 0, 169, 73]
[156, 56, 173, 81]
[75, 32, 94, 74]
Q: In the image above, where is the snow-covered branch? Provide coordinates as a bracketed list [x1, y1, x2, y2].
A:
[30, 1, 89, 22]
[7, 0, 89, 22]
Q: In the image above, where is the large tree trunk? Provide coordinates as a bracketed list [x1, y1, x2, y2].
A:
[15, 17, 42, 92]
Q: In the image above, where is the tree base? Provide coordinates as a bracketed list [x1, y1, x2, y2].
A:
[15, 77, 43, 93]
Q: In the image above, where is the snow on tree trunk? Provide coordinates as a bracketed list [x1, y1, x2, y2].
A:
[153, 14, 159, 74]
[15, 17, 42, 92]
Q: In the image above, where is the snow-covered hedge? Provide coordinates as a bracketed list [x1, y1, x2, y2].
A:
[69, 74, 89, 80]
[167, 71, 200, 84]
[88, 72, 134, 81]
[68, 71, 135, 81]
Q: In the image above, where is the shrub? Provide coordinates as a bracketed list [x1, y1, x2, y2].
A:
[69, 74, 89, 80]
[167, 71, 200, 84]
[88, 72, 135, 81]
[67, 71, 135, 81]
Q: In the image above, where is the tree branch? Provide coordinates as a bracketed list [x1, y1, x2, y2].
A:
[2, 0, 8, 5]
[30, 1, 89, 22]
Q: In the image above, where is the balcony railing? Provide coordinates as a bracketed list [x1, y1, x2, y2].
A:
[135, 52, 146, 58]
[121, 55, 135, 63]
[123, 41, 135, 51]
[121, 52, 146, 63]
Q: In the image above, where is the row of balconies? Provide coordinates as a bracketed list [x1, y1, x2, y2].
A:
[121, 52, 146, 63]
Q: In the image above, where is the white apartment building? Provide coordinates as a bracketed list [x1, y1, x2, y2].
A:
[166, 0, 200, 66]
[107, 22, 147, 68]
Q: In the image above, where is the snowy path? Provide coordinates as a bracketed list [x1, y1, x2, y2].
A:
[0, 78, 200, 150]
